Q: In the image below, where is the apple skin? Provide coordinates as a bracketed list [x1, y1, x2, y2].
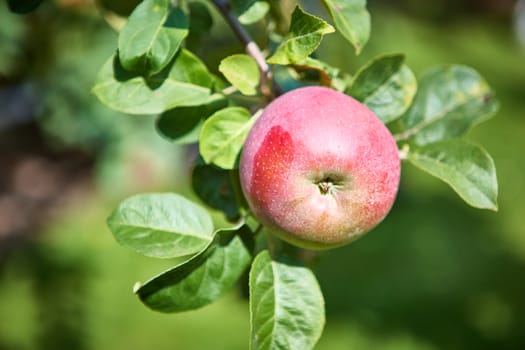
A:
[239, 86, 400, 250]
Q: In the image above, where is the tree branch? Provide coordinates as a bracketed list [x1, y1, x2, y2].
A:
[211, 0, 280, 97]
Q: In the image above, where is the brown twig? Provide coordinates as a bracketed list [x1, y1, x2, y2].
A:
[211, 0, 281, 98]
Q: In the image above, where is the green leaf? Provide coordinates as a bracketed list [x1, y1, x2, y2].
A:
[393, 65, 499, 145]
[350, 54, 417, 124]
[92, 49, 214, 115]
[406, 139, 498, 210]
[136, 225, 254, 313]
[7, 0, 43, 14]
[107, 193, 215, 259]
[267, 6, 335, 65]
[192, 159, 240, 221]
[186, 2, 213, 49]
[292, 57, 347, 91]
[239, 1, 270, 24]
[200, 107, 256, 169]
[118, 0, 189, 75]
[98, 0, 141, 16]
[321, 0, 370, 55]
[250, 250, 325, 350]
[231, 0, 257, 17]
[219, 54, 260, 96]
[156, 94, 228, 144]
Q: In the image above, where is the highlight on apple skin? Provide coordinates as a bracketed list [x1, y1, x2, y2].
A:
[239, 86, 401, 250]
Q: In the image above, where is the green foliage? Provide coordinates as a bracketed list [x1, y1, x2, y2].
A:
[192, 159, 240, 221]
[199, 107, 256, 169]
[219, 54, 260, 95]
[407, 140, 498, 210]
[291, 57, 348, 90]
[267, 5, 334, 65]
[136, 225, 253, 312]
[118, 0, 189, 75]
[0, 1, 25, 75]
[321, 0, 370, 54]
[392, 65, 498, 145]
[156, 94, 228, 144]
[92, 0, 501, 348]
[239, 1, 270, 25]
[107, 193, 215, 259]
[231, 0, 258, 17]
[186, 2, 213, 48]
[349, 53, 417, 123]
[92, 49, 215, 115]
[7, 0, 43, 14]
[250, 250, 325, 350]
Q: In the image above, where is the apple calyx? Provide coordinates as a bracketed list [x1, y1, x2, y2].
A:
[312, 172, 346, 196]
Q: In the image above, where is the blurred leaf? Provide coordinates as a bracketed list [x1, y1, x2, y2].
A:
[136, 225, 253, 313]
[156, 94, 228, 144]
[200, 107, 256, 169]
[406, 140, 498, 210]
[219, 54, 260, 96]
[7, 0, 43, 14]
[231, 0, 257, 17]
[92, 49, 214, 115]
[98, 0, 142, 16]
[393, 65, 499, 145]
[107, 193, 215, 259]
[188, 2, 213, 34]
[249, 250, 325, 350]
[186, 2, 213, 48]
[118, 0, 188, 75]
[321, 0, 370, 55]
[267, 6, 334, 65]
[239, 1, 270, 24]
[192, 159, 240, 220]
[350, 54, 417, 123]
[0, 1, 26, 75]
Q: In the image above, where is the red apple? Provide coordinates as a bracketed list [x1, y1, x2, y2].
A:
[239, 86, 401, 249]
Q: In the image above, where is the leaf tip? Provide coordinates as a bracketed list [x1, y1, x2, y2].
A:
[488, 202, 499, 212]
[133, 281, 142, 294]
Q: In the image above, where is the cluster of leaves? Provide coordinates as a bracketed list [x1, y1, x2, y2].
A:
[10, 0, 499, 349]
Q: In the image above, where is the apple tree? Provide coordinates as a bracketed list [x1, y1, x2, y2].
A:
[11, 0, 499, 348]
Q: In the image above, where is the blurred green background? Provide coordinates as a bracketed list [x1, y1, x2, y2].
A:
[1, 0, 524, 349]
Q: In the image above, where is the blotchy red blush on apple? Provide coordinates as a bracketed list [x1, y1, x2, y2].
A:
[250, 125, 294, 219]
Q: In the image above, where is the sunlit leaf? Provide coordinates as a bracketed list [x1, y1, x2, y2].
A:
[350, 54, 417, 123]
[406, 139, 498, 210]
[239, 1, 270, 24]
[267, 6, 334, 65]
[136, 225, 253, 312]
[92, 49, 214, 115]
[250, 250, 325, 350]
[107, 193, 214, 259]
[200, 107, 257, 169]
[219, 54, 260, 96]
[321, 0, 370, 54]
[118, 0, 188, 75]
[393, 65, 499, 145]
